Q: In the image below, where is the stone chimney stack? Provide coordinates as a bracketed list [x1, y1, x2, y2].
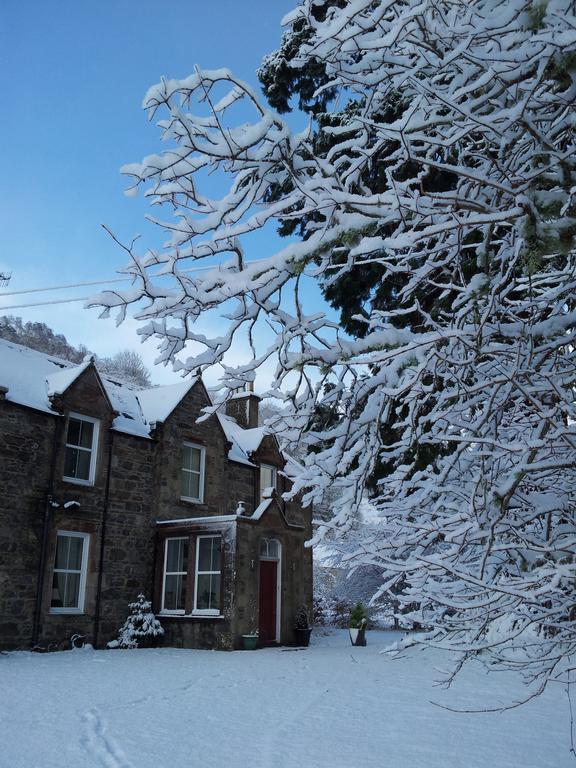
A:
[225, 382, 260, 429]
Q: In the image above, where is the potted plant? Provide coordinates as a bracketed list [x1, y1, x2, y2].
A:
[241, 630, 259, 650]
[294, 605, 312, 647]
[348, 602, 367, 646]
[242, 601, 259, 649]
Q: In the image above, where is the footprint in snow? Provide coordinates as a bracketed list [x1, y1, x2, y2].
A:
[80, 708, 133, 768]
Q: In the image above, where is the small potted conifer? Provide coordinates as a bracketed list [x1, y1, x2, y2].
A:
[294, 605, 312, 647]
[242, 602, 259, 649]
[348, 601, 368, 646]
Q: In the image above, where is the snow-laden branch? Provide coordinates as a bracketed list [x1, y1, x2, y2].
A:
[91, 0, 576, 696]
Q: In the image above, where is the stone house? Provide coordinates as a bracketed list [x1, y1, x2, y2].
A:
[0, 338, 312, 651]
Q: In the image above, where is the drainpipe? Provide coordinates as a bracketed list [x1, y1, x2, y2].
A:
[93, 430, 114, 649]
[32, 416, 61, 647]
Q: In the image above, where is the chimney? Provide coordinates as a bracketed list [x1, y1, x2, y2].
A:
[225, 383, 260, 429]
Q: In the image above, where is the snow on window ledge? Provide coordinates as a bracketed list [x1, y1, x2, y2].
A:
[159, 611, 224, 620]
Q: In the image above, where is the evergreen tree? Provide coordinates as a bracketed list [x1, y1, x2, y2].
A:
[95, 0, 576, 698]
[108, 594, 164, 649]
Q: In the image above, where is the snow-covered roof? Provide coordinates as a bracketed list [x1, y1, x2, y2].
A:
[251, 495, 274, 521]
[0, 339, 197, 440]
[156, 515, 239, 526]
[0, 339, 277, 463]
[46, 358, 93, 398]
[136, 380, 197, 426]
[217, 413, 268, 466]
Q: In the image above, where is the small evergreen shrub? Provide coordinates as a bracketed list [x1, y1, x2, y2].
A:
[294, 605, 310, 630]
[107, 594, 164, 649]
[313, 596, 327, 626]
[349, 602, 368, 629]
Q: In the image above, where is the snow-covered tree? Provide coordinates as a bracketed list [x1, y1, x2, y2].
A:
[99, 349, 151, 388]
[108, 594, 164, 649]
[93, 0, 576, 698]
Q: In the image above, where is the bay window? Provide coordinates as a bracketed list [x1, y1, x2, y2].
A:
[194, 536, 221, 615]
[161, 537, 189, 613]
[159, 535, 221, 616]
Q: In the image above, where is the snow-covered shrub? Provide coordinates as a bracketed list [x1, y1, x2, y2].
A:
[294, 605, 311, 630]
[349, 602, 368, 630]
[107, 594, 164, 649]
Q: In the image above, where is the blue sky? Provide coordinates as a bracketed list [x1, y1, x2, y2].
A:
[0, 0, 315, 385]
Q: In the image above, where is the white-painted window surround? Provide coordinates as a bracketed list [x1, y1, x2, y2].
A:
[63, 413, 99, 485]
[193, 536, 221, 615]
[180, 443, 205, 503]
[50, 531, 90, 614]
[161, 537, 189, 614]
[259, 464, 277, 503]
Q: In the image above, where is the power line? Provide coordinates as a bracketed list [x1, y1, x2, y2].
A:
[0, 257, 277, 311]
[0, 276, 130, 297]
[0, 258, 265, 300]
[1, 296, 91, 311]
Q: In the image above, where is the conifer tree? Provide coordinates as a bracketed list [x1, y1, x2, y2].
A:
[95, 0, 576, 697]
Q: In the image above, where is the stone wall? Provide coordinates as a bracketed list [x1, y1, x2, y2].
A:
[234, 511, 313, 647]
[0, 401, 56, 649]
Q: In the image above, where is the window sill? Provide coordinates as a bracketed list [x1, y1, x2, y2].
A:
[159, 612, 224, 621]
[63, 477, 95, 487]
[180, 496, 204, 505]
[49, 608, 85, 615]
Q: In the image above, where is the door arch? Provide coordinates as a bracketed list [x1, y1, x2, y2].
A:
[259, 537, 281, 644]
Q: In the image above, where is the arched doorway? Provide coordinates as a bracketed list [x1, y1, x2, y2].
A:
[259, 537, 281, 645]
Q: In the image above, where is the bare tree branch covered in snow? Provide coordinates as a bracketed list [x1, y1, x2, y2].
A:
[92, 0, 576, 697]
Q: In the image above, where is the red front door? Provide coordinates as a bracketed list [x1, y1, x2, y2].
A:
[259, 560, 278, 645]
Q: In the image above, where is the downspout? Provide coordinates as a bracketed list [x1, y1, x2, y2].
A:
[32, 415, 61, 647]
[93, 429, 114, 649]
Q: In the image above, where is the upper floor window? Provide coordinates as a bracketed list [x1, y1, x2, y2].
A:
[63, 413, 99, 485]
[259, 464, 277, 503]
[50, 531, 90, 614]
[181, 443, 205, 503]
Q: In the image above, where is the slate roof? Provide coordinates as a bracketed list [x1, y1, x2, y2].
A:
[0, 338, 269, 463]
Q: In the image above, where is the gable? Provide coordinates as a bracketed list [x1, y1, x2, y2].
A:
[136, 378, 197, 426]
[252, 433, 285, 468]
[250, 495, 303, 530]
[50, 363, 114, 420]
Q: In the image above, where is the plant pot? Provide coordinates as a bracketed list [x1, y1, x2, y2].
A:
[349, 627, 366, 647]
[294, 627, 312, 647]
[242, 634, 258, 650]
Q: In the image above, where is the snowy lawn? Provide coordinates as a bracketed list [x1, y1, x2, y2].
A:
[0, 629, 572, 768]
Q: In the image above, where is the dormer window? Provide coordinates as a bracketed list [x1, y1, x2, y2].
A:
[63, 413, 99, 485]
[181, 442, 205, 503]
[259, 464, 277, 503]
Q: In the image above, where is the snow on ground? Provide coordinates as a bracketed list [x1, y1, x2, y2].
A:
[0, 629, 571, 768]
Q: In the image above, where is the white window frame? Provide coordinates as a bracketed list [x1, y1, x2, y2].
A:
[180, 442, 206, 503]
[161, 537, 189, 615]
[193, 535, 222, 616]
[50, 531, 90, 614]
[259, 464, 277, 502]
[63, 412, 100, 486]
